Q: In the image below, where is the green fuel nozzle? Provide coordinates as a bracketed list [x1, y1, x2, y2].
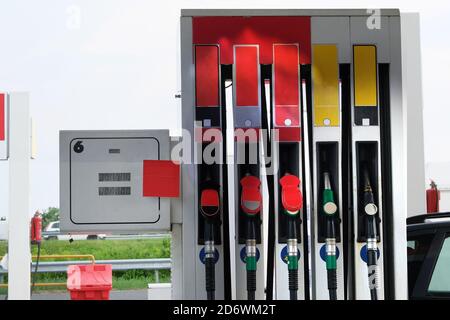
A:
[322, 172, 338, 300]
[240, 174, 262, 300]
[323, 172, 338, 216]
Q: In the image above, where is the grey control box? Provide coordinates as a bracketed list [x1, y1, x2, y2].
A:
[60, 130, 172, 233]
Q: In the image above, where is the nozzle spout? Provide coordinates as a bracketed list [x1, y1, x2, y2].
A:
[324, 172, 332, 190]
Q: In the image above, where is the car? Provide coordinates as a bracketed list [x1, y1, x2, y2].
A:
[43, 221, 106, 241]
[0, 216, 8, 240]
[407, 212, 450, 299]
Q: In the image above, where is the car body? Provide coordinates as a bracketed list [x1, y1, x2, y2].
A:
[43, 221, 106, 241]
[407, 212, 450, 299]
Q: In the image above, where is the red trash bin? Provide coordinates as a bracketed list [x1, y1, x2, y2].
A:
[67, 264, 112, 300]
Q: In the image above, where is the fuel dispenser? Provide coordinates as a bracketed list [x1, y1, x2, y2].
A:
[271, 43, 307, 300]
[179, 9, 418, 300]
[194, 44, 227, 300]
[351, 43, 385, 300]
[310, 37, 346, 300]
[232, 44, 265, 300]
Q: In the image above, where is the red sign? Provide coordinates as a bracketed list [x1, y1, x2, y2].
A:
[142, 160, 180, 198]
[0, 93, 5, 141]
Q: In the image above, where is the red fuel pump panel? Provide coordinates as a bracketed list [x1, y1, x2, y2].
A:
[273, 44, 301, 142]
[235, 46, 260, 107]
[195, 45, 220, 107]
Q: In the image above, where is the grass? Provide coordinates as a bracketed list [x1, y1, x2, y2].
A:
[0, 238, 171, 293]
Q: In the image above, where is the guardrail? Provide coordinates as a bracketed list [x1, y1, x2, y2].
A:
[40, 232, 170, 241]
[0, 258, 171, 284]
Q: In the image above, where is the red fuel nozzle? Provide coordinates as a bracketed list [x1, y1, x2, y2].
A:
[240, 175, 262, 216]
[280, 174, 303, 215]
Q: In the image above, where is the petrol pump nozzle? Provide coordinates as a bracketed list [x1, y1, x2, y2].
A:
[199, 169, 220, 300]
[240, 174, 262, 300]
[363, 167, 378, 216]
[362, 166, 379, 300]
[279, 173, 302, 300]
[322, 172, 338, 300]
[323, 172, 338, 215]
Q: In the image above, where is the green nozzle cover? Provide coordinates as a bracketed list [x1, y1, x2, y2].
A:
[246, 256, 257, 271]
[323, 189, 334, 204]
[288, 255, 298, 270]
[326, 255, 337, 270]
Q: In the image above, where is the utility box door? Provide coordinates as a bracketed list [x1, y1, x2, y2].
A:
[60, 130, 173, 233]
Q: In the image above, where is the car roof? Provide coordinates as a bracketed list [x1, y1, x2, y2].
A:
[407, 212, 450, 232]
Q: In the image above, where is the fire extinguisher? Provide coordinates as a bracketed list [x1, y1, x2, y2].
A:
[30, 211, 43, 295]
[30, 211, 42, 244]
[426, 180, 440, 214]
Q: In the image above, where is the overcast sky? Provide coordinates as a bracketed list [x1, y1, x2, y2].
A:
[0, 0, 449, 213]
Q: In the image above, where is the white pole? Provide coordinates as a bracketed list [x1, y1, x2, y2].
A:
[7, 92, 31, 300]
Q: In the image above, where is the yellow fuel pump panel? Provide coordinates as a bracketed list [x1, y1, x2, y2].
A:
[312, 45, 339, 127]
[353, 45, 378, 107]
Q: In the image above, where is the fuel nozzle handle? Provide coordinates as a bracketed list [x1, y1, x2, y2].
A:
[362, 166, 379, 300]
[199, 167, 220, 300]
[322, 172, 338, 300]
[240, 174, 262, 300]
[363, 167, 378, 217]
[323, 172, 338, 216]
[279, 173, 302, 300]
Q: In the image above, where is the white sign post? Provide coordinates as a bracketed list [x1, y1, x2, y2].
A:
[7, 92, 31, 300]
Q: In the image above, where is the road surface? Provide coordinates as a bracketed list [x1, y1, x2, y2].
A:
[0, 289, 148, 300]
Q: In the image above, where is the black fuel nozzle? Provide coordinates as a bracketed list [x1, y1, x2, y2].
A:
[362, 166, 379, 300]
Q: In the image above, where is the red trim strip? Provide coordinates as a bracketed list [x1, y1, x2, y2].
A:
[0, 94, 5, 141]
[275, 128, 301, 142]
[193, 16, 311, 65]
[235, 46, 259, 107]
[195, 46, 220, 107]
